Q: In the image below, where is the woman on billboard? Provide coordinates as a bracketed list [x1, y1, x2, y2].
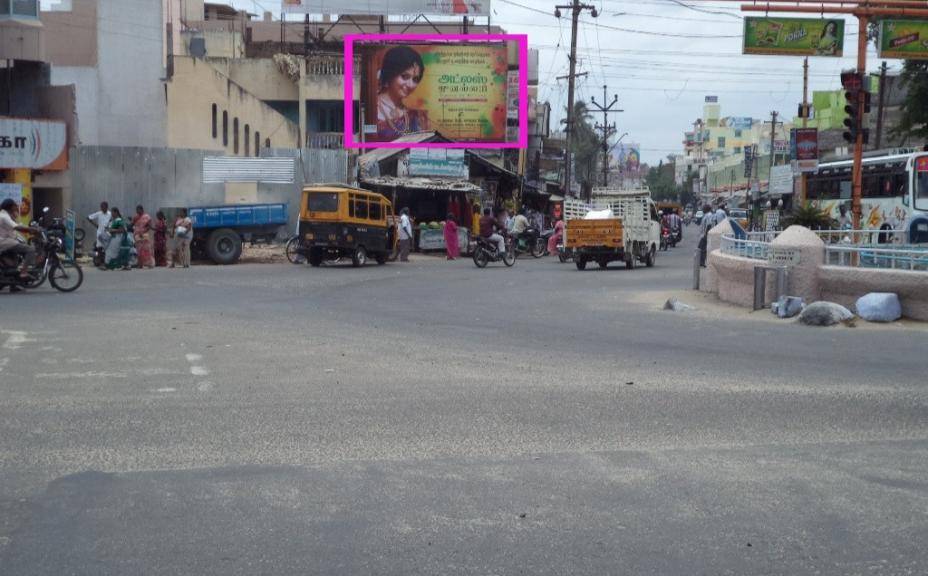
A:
[376, 46, 430, 139]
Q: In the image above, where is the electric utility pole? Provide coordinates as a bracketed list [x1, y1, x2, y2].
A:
[875, 61, 888, 150]
[591, 85, 622, 188]
[767, 110, 779, 190]
[555, 0, 598, 197]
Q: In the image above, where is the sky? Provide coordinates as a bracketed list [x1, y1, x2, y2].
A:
[232, 0, 899, 165]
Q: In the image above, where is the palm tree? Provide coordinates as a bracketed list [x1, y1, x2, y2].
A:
[565, 101, 600, 188]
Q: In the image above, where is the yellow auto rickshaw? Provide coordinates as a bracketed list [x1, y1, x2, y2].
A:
[299, 184, 395, 267]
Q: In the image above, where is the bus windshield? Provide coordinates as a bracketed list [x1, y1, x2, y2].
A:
[917, 156, 928, 211]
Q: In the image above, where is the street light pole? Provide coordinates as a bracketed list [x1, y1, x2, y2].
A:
[591, 84, 622, 189]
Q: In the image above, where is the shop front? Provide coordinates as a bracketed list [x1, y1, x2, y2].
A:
[0, 117, 68, 224]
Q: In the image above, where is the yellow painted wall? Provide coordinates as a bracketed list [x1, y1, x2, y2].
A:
[166, 56, 300, 153]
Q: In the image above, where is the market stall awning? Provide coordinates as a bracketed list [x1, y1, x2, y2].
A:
[360, 176, 483, 193]
[466, 151, 520, 180]
[357, 131, 450, 174]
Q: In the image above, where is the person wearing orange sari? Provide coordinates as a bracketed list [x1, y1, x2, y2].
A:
[548, 218, 564, 255]
[443, 212, 460, 260]
[132, 205, 155, 268]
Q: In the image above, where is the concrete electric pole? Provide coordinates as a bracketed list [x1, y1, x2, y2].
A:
[591, 85, 622, 188]
[555, 0, 598, 198]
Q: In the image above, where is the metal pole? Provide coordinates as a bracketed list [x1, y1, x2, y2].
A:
[875, 61, 887, 150]
[852, 15, 868, 230]
[564, 0, 581, 198]
[799, 57, 809, 205]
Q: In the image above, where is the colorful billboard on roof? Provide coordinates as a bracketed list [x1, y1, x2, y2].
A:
[282, 0, 490, 16]
[743, 17, 844, 57]
[362, 43, 508, 143]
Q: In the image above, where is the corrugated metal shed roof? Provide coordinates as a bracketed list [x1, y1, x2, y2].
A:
[357, 132, 444, 167]
[203, 156, 295, 184]
[361, 176, 482, 193]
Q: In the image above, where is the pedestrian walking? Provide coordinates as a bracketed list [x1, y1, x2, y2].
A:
[105, 208, 132, 270]
[153, 211, 168, 267]
[397, 207, 413, 262]
[132, 205, 155, 268]
[443, 213, 459, 260]
[172, 208, 193, 268]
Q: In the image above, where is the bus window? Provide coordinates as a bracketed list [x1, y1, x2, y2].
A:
[355, 198, 369, 220]
[917, 170, 928, 210]
[308, 192, 338, 212]
[369, 200, 382, 221]
[348, 195, 355, 218]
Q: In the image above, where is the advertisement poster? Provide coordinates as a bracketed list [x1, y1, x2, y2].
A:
[406, 148, 468, 178]
[743, 17, 844, 57]
[728, 117, 752, 130]
[11, 169, 32, 225]
[0, 118, 68, 170]
[365, 43, 508, 143]
[878, 20, 928, 60]
[613, 143, 640, 173]
[282, 0, 490, 16]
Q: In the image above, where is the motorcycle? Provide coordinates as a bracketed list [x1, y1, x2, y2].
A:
[660, 226, 671, 252]
[0, 221, 84, 293]
[513, 227, 547, 259]
[472, 235, 516, 268]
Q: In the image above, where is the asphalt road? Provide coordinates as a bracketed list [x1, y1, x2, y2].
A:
[1, 227, 926, 575]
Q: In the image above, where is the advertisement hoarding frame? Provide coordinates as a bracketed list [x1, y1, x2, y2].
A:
[344, 33, 529, 149]
[743, 16, 845, 57]
[282, 0, 491, 16]
[878, 19, 928, 60]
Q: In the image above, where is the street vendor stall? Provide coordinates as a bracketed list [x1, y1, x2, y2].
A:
[359, 176, 483, 254]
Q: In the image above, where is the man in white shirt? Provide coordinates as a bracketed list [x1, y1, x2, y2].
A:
[87, 201, 112, 249]
[397, 207, 413, 262]
[714, 205, 728, 226]
[0, 199, 38, 281]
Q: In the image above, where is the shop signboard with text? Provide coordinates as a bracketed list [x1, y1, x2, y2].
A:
[282, 0, 490, 16]
[405, 148, 468, 178]
[878, 20, 928, 60]
[794, 127, 819, 171]
[743, 17, 844, 57]
[0, 117, 68, 170]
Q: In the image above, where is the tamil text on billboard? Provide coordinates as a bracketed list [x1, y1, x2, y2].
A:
[878, 20, 928, 60]
[743, 17, 844, 57]
[363, 43, 508, 143]
[282, 0, 490, 16]
[0, 118, 68, 170]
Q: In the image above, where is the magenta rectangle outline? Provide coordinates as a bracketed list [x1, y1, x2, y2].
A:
[343, 33, 529, 150]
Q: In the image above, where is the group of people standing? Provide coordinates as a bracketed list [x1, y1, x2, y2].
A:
[87, 202, 193, 270]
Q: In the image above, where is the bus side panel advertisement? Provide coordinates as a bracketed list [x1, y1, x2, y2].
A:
[344, 34, 528, 149]
[879, 20, 928, 60]
[743, 17, 844, 57]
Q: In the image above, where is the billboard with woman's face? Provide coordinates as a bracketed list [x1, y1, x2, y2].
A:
[364, 43, 508, 143]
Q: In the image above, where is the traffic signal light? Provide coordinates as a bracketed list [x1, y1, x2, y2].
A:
[841, 71, 870, 145]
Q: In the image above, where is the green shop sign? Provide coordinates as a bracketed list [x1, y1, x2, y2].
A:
[879, 20, 928, 60]
[743, 17, 844, 57]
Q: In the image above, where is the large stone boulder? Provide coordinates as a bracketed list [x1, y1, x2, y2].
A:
[855, 292, 902, 323]
[799, 301, 854, 326]
[769, 225, 825, 304]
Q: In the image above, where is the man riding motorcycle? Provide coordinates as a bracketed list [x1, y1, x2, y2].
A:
[0, 199, 40, 289]
[479, 208, 506, 255]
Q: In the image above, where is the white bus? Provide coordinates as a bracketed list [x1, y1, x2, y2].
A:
[805, 149, 928, 242]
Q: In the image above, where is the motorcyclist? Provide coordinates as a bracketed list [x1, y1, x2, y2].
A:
[479, 208, 505, 255]
[511, 209, 530, 245]
[0, 199, 40, 284]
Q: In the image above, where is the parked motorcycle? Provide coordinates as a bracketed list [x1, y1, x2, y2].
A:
[472, 236, 516, 268]
[514, 227, 547, 258]
[0, 221, 84, 293]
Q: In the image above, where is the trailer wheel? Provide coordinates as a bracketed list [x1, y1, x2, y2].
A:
[575, 257, 587, 271]
[598, 259, 608, 269]
[625, 247, 637, 270]
[206, 228, 243, 265]
[645, 245, 656, 268]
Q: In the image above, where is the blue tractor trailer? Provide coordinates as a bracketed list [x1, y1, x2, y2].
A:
[183, 203, 288, 265]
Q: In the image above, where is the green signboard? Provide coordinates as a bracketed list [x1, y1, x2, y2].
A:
[743, 17, 844, 57]
[878, 20, 928, 60]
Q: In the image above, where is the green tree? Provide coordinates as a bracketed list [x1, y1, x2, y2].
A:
[645, 164, 678, 202]
[892, 60, 928, 143]
[566, 101, 600, 188]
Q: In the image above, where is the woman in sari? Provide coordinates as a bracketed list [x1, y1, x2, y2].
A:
[547, 218, 564, 256]
[132, 205, 155, 268]
[105, 208, 132, 270]
[153, 211, 168, 267]
[443, 213, 459, 260]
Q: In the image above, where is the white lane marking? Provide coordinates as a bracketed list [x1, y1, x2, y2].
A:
[2, 331, 32, 350]
[196, 381, 214, 392]
[190, 366, 210, 376]
[185, 353, 203, 363]
[184, 352, 210, 378]
[35, 372, 128, 379]
[155, 387, 177, 393]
